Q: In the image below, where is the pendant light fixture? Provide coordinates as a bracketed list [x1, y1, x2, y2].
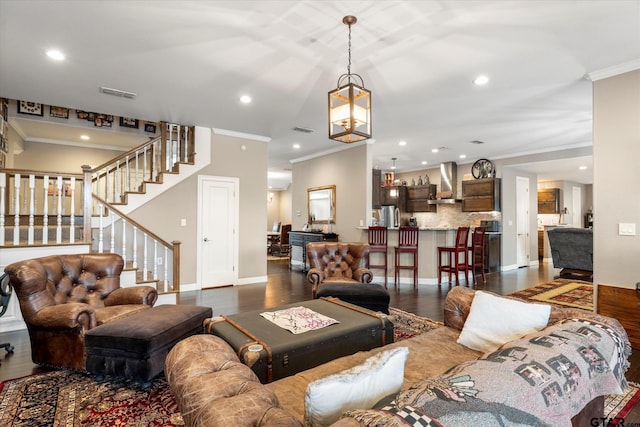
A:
[328, 15, 372, 143]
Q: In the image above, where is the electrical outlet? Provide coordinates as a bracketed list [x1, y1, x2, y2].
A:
[157, 257, 163, 265]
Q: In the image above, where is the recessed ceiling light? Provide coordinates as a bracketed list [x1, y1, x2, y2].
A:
[46, 49, 65, 61]
[398, 140, 407, 146]
[431, 148, 438, 153]
[459, 154, 467, 159]
[579, 165, 588, 170]
[240, 95, 252, 104]
[293, 143, 301, 149]
[473, 75, 489, 86]
[421, 161, 427, 165]
[80, 135, 90, 140]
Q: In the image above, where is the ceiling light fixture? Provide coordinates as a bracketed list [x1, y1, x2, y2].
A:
[293, 143, 301, 149]
[328, 15, 371, 144]
[399, 140, 407, 146]
[46, 49, 65, 61]
[80, 135, 90, 140]
[473, 75, 489, 86]
[240, 95, 252, 104]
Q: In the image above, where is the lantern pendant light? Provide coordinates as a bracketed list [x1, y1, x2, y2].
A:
[328, 15, 372, 143]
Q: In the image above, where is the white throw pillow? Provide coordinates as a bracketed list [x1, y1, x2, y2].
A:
[457, 290, 551, 353]
[304, 346, 409, 427]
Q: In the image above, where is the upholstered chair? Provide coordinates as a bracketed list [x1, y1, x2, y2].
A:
[306, 242, 373, 299]
[4, 253, 158, 371]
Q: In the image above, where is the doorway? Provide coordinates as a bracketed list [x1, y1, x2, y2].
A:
[516, 176, 530, 267]
[197, 175, 238, 288]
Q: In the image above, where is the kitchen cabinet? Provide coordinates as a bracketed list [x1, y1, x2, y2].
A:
[406, 184, 437, 212]
[461, 178, 501, 212]
[538, 188, 560, 214]
[379, 185, 407, 211]
[372, 169, 382, 209]
[484, 233, 501, 272]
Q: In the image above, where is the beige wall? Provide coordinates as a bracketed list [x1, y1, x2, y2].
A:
[593, 69, 640, 288]
[12, 140, 123, 172]
[292, 144, 369, 243]
[129, 132, 268, 285]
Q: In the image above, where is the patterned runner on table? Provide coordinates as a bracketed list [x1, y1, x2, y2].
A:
[260, 306, 339, 334]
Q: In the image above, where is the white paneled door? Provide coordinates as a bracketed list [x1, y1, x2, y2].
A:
[198, 176, 238, 288]
[516, 176, 530, 267]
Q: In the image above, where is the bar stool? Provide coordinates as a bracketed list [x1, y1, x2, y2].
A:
[368, 226, 389, 288]
[468, 227, 487, 285]
[438, 226, 470, 286]
[394, 226, 419, 288]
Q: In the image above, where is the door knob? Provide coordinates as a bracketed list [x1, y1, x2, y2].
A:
[203, 237, 210, 242]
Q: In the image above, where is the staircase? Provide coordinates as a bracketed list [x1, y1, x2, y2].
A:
[0, 123, 197, 295]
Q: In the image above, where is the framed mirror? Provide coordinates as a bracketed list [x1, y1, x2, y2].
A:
[307, 185, 336, 224]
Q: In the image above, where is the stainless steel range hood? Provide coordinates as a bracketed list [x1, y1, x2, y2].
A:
[428, 161, 462, 204]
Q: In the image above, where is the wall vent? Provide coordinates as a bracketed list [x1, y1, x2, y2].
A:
[100, 86, 137, 99]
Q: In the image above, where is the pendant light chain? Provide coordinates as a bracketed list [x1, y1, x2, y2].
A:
[347, 22, 352, 80]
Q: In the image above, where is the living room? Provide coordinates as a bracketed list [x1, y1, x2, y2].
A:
[1, 1, 639, 425]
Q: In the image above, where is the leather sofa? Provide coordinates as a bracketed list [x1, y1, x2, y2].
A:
[547, 227, 593, 281]
[4, 253, 157, 371]
[165, 286, 630, 427]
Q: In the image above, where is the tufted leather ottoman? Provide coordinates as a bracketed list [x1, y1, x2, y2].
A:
[315, 283, 390, 314]
[85, 304, 212, 387]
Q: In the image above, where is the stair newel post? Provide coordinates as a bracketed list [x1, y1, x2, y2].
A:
[160, 122, 168, 173]
[172, 240, 181, 292]
[81, 165, 92, 246]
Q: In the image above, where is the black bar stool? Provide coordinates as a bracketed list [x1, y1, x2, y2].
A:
[468, 227, 487, 285]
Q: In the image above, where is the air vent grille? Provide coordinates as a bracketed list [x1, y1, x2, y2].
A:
[292, 126, 314, 133]
[100, 86, 137, 99]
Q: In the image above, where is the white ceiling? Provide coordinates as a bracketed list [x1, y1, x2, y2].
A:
[1, 1, 639, 189]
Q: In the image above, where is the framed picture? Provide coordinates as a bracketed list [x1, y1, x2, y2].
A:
[50, 106, 69, 119]
[120, 117, 139, 129]
[76, 110, 89, 120]
[18, 101, 44, 116]
[144, 123, 157, 133]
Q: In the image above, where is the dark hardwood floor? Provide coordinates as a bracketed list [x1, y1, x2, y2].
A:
[1, 259, 638, 421]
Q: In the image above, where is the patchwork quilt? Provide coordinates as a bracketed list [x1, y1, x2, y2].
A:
[344, 317, 630, 427]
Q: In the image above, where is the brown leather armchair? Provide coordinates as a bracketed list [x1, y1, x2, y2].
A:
[306, 242, 373, 298]
[4, 253, 158, 371]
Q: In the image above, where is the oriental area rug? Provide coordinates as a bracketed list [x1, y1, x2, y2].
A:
[508, 278, 593, 311]
[1, 307, 636, 426]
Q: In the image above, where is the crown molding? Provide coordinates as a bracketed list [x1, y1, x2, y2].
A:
[586, 59, 640, 81]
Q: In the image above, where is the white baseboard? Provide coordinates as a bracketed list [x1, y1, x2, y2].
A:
[238, 276, 267, 285]
[501, 264, 519, 271]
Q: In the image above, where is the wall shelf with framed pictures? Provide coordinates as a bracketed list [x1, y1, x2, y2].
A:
[17, 100, 44, 116]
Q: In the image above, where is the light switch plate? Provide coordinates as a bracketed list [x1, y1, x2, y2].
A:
[618, 223, 636, 236]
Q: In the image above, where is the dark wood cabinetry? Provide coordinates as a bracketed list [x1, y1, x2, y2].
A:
[372, 169, 382, 209]
[379, 186, 407, 211]
[406, 185, 437, 212]
[289, 231, 339, 272]
[484, 233, 502, 272]
[461, 178, 501, 212]
[538, 188, 560, 214]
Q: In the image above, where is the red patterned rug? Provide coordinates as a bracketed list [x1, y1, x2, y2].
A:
[508, 278, 593, 311]
[0, 370, 183, 426]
